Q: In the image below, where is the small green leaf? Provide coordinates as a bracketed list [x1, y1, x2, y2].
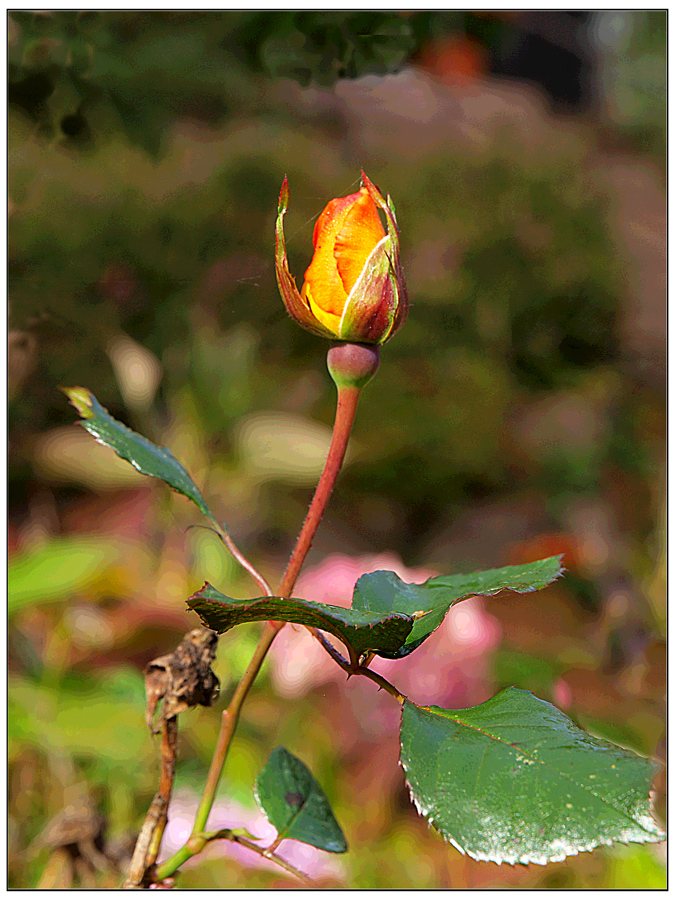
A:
[254, 747, 347, 853]
[187, 584, 412, 659]
[400, 688, 665, 866]
[62, 387, 214, 521]
[352, 556, 564, 658]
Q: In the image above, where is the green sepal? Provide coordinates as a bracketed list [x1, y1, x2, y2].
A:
[275, 177, 336, 340]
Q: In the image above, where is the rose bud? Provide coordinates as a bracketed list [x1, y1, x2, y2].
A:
[275, 172, 408, 345]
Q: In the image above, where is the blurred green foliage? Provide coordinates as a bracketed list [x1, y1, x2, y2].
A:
[8, 10, 418, 155]
[8, 10, 665, 890]
[594, 10, 667, 160]
[8, 108, 628, 541]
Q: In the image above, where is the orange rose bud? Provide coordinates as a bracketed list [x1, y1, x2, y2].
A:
[275, 172, 408, 344]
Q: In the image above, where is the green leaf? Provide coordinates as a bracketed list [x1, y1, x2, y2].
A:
[352, 556, 564, 658]
[400, 688, 665, 866]
[187, 584, 412, 659]
[190, 557, 563, 661]
[254, 747, 347, 853]
[62, 387, 214, 522]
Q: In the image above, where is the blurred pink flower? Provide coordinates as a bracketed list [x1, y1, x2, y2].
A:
[552, 676, 573, 710]
[269, 553, 501, 711]
[374, 595, 501, 709]
[159, 789, 344, 881]
[270, 553, 431, 700]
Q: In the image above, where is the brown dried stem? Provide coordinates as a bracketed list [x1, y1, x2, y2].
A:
[122, 718, 178, 889]
[124, 630, 219, 888]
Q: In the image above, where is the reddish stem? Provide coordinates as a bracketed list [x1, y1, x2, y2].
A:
[278, 385, 361, 598]
[155, 382, 361, 882]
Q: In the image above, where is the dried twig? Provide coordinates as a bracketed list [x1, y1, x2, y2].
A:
[122, 629, 220, 889]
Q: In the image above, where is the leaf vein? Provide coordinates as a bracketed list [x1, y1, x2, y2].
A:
[433, 712, 656, 834]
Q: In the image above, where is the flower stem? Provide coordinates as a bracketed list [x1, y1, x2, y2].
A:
[192, 622, 281, 836]
[278, 385, 361, 598]
[154, 383, 362, 882]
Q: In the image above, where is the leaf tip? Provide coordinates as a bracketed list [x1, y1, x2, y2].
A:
[60, 386, 94, 419]
[187, 582, 213, 604]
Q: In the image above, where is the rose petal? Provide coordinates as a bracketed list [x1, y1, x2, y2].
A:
[301, 188, 385, 324]
[334, 190, 385, 296]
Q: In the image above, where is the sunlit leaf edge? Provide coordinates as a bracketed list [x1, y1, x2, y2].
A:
[352, 555, 565, 659]
[187, 582, 413, 658]
[400, 689, 665, 867]
[62, 386, 215, 522]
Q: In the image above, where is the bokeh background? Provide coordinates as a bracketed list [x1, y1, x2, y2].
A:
[8, 10, 666, 889]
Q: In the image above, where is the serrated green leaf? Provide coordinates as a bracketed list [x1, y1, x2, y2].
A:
[352, 556, 564, 658]
[62, 386, 214, 521]
[190, 557, 563, 662]
[254, 747, 347, 853]
[187, 584, 412, 659]
[400, 688, 665, 866]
